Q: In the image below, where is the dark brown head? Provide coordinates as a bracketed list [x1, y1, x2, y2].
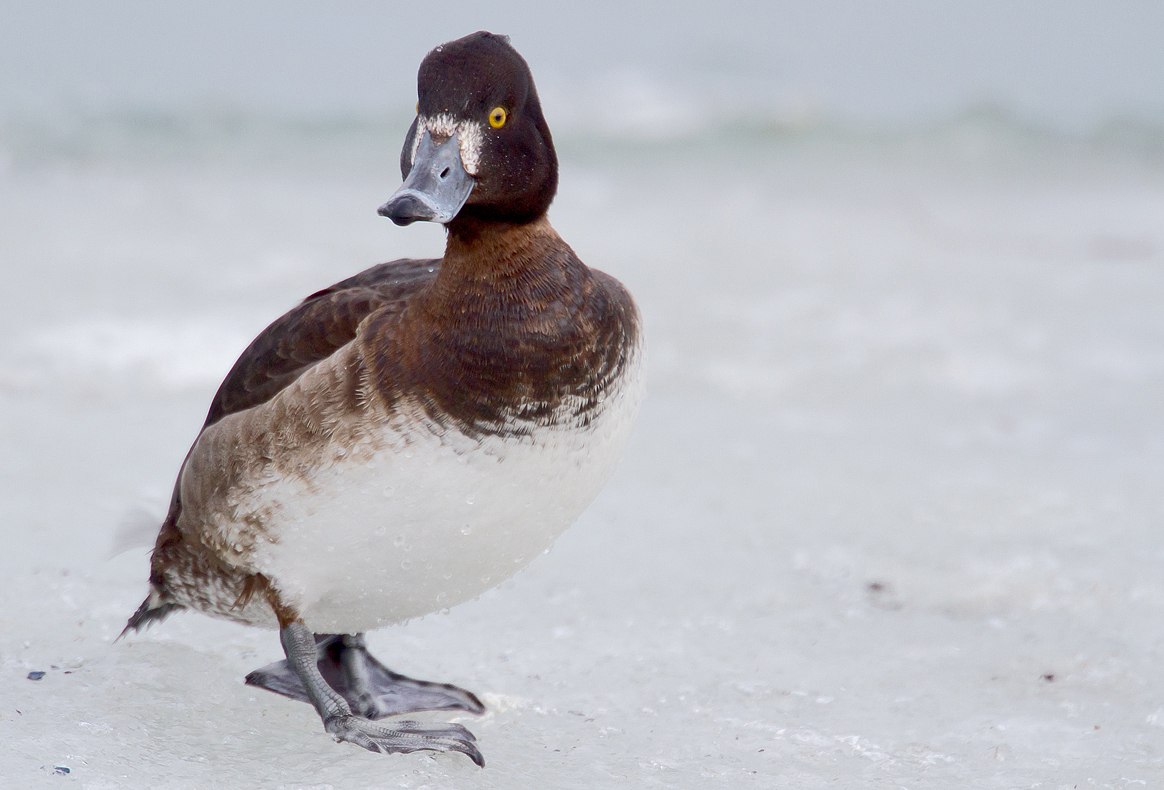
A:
[378, 32, 558, 230]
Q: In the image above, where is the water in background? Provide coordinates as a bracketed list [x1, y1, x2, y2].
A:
[3, 4, 1164, 786]
[2, 0, 1163, 623]
[3, 0, 1164, 153]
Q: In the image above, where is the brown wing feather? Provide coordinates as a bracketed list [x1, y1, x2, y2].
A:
[128, 258, 440, 627]
[203, 258, 440, 427]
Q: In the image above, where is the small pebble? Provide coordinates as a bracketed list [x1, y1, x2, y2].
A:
[27, 671, 45, 681]
[54, 766, 70, 775]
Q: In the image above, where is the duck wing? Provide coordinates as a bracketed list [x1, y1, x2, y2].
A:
[122, 258, 441, 636]
[203, 257, 439, 428]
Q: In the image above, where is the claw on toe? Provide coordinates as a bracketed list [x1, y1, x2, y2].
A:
[326, 714, 484, 767]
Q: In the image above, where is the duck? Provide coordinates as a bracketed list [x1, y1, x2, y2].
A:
[120, 31, 644, 767]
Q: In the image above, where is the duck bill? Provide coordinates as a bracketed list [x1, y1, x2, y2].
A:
[378, 131, 475, 226]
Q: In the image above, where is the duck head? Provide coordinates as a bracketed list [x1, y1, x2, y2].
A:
[378, 32, 558, 230]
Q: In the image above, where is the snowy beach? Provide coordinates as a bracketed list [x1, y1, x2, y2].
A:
[3, 3, 1164, 787]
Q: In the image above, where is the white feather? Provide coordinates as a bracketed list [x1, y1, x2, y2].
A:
[411, 114, 485, 176]
[207, 341, 644, 634]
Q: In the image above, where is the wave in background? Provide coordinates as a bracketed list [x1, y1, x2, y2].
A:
[3, 103, 1164, 174]
[3, 2, 1163, 172]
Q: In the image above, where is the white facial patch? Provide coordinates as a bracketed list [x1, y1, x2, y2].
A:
[410, 113, 485, 176]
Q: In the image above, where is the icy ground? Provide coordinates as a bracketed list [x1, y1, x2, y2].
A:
[2, 133, 1164, 788]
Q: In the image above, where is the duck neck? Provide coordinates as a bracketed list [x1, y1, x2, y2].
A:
[424, 213, 574, 309]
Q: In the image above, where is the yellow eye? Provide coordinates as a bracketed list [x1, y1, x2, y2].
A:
[489, 107, 507, 128]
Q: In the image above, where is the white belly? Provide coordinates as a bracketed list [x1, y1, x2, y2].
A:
[233, 356, 643, 634]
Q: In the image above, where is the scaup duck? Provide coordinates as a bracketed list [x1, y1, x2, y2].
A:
[121, 31, 643, 767]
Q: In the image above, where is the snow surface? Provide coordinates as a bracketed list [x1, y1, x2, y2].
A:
[2, 127, 1164, 788]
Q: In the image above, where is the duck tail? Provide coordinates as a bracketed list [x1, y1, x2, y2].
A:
[117, 589, 184, 641]
[118, 481, 189, 641]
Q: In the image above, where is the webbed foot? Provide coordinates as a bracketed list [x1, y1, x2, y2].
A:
[245, 633, 485, 718]
[255, 624, 486, 766]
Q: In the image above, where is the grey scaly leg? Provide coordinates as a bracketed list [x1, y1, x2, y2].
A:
[279, 623, 484, 766]
[338, 634, 381, 717]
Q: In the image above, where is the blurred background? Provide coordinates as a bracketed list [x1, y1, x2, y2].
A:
[3, 0, 1164, 135]
[2, 2, 1163, 787]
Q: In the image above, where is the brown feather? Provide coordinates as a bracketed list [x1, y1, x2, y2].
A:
[203, 257, 441, 428]
[134, 219, 639, 629]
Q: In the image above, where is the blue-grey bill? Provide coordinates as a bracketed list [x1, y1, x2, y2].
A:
[378, 131, 475, 226]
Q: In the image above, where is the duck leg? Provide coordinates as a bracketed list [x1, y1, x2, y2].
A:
[245, 633, 485, 719]
[268, 622, 484, 766]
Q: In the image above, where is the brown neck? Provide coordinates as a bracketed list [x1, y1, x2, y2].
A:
[447, 213, 557, 273]
[417, 214, 574, 316]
